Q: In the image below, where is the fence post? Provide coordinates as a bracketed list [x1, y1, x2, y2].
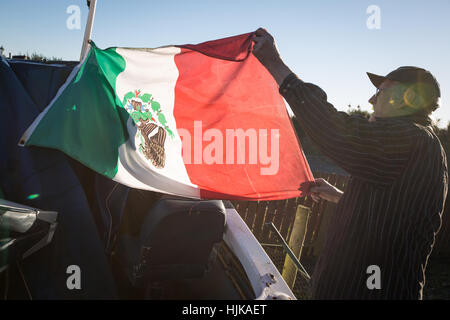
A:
[281, 205, 311, 289]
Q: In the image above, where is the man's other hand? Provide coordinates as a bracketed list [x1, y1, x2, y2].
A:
[252, 28, 292, 85]
[252, 28, 281, 67]
[310, 178, 343, 203]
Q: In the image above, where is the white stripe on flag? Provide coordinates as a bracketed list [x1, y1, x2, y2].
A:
[114, 47, 200, 197]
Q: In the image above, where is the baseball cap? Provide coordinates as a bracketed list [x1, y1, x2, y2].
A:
[367, 66, 441, 111]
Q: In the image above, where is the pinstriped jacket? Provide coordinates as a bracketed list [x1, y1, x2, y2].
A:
[280, 74, 448, 299]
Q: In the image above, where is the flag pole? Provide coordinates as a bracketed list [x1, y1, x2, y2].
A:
[80, 0, 97, 60]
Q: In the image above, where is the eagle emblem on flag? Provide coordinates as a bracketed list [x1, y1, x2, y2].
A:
[122, 90, 174, 168]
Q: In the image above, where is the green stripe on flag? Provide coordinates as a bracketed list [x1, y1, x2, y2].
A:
[27, 45, 129, 178]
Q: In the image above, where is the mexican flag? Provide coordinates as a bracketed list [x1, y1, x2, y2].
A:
[20, 32, 314, 200]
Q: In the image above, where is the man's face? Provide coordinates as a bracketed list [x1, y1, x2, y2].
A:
[368, 79, 401, 118]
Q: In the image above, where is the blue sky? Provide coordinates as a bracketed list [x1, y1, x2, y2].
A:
[1, 0, 449, 126]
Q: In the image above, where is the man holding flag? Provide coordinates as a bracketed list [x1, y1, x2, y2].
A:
[253, 28, 447, 299]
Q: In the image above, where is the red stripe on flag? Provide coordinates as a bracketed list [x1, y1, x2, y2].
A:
[177, 32, 254, 62]
[174, 34, 314, 200]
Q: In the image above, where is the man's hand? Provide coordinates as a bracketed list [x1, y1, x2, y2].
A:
[252, 28, 292, 85]
[310, 178, 343, 203]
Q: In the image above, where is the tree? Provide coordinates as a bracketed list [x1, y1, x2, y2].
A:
[347, 104, 370, 119]
[29, 52, 62, 62]
[433, 121, 450, 156]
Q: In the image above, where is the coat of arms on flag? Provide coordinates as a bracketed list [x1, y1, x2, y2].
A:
[123, 89, 174, 168]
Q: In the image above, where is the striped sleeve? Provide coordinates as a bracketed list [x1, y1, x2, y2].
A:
[280, 74, 416, 185]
